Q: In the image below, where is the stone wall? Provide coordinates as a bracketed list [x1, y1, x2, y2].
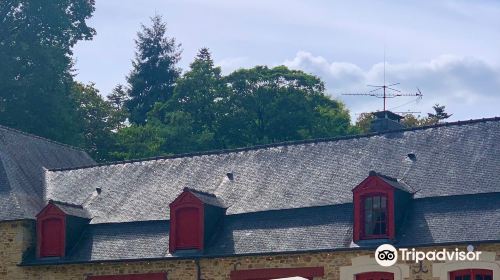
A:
[0, 220, 34, 280]
[2, 220, 499, 280]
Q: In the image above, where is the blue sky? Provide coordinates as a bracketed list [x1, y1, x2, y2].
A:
[73, 0, 500, 121]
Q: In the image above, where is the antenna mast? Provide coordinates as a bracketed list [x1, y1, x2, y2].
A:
[341, 52, 423, 111]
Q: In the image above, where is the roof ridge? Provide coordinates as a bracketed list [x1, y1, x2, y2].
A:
[0, 124, 85, 153]
[49, 199, 85, 209]
[184, 187, 217, 197]
[47, 116, 500, 172]
[369, 170, 398, 181]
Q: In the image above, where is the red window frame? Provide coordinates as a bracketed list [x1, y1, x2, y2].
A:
[352, 175, 395, 242]
[356, 272, 394, 280]
[450, 269, 493, 280]
[362, 194, 388, 239]
[230, 267, 324, 280]
[87, 272, 167, 280]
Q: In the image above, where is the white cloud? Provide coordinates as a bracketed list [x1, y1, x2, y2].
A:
[284, 51, 500, 121]
[216, 57, 251, 74]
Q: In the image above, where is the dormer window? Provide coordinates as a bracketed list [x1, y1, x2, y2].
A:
[352, 171, 412, 242]
[37, 207, 65, 257]
[362, 194, 388, 238]
[169, 188, 226, 253]
[36, 200, 90, 258]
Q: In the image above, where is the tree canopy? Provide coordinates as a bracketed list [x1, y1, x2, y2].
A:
[125, 15, 181, 125]
[0, 6, 452, 162]
[0, 0, 96, 144]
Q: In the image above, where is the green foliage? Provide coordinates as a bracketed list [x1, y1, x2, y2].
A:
[126, 15, 181, 124]
[402, 104, 452, 127]
[0, 0, 95, 145]
[221, 65, 351, 146]
[355, 104, 453, 133]
[354, 113, 375, 134]
[71, 83, 124, 162]
[427, 104, 452, 122]
[0, 5, 387, 162]
[112, 124, 166, 160]
[113, 50, 354, 159]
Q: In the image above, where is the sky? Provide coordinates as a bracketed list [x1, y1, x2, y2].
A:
[73, 0, 500, 121]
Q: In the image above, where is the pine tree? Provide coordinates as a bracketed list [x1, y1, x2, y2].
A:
[146, 48, 227, 153]
[169, 48, 225, 133]
[428, 104, 452, 122]
[126, 15, 182, 124]
[108, 85, 129, 110]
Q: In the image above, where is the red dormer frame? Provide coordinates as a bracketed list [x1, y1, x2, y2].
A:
[36, 203, 66, 258]
[169, 191, 205, 252]
[352, 175, 395, 242]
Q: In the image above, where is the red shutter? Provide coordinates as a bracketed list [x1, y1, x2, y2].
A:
[40, 218, 64, 257]
[176, 207, 200, 249]
[356, 272, 394, 280]
[169, 191, 205, 252]
[87, 272, 167, 280]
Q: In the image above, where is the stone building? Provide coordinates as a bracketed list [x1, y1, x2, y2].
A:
[0, 114, 499, 280]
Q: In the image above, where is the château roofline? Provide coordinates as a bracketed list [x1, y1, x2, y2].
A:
[47, 116, 500, 172]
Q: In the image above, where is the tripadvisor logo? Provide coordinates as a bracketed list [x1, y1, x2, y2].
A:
[375, 244, 398, 267]
[375, 244, 482, 267]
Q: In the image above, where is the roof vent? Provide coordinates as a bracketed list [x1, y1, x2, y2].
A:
[226, 172, 234, 180]
[82, 187, 102, 207]
[407, 153, 417, 161]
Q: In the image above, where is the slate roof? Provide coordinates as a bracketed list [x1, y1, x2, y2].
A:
[21, 192, 500, 265]
[2, 117, 499, 265]
[50, 200, 91, 219]
[369, 171, 414, 193]
[0, 125, 95, 221]
[184, 187, 227, 208]
[46, 117, 500, 224]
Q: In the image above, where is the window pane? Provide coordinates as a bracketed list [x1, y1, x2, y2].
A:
[476, 276, 483, 280]
[364, 197, 372, 210]
[365, 222, 373, 236]
[380, 222, 386, 234]
[381, 196, 387, 209]
[373, 196, 380, 209]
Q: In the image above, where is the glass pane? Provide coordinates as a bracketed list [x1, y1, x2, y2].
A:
[476, 276, 483, 280]
[484, 276, 492, 280]
[373, 196, 380, 209]
[364, 197, 372, 210]
[381, 196, 387, 209]
[365, 222, 373, 235]
[463, 276, 470, 280]
[380, 222, 386, 234]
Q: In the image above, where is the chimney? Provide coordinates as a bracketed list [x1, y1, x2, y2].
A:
[370, 111, 404, 133]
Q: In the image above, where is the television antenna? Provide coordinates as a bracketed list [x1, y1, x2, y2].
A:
[341, 52, 423, 111]
[342, 85, 423, 112]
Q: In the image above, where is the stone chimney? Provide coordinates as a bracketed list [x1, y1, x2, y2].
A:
[370, 111, 404, 133]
